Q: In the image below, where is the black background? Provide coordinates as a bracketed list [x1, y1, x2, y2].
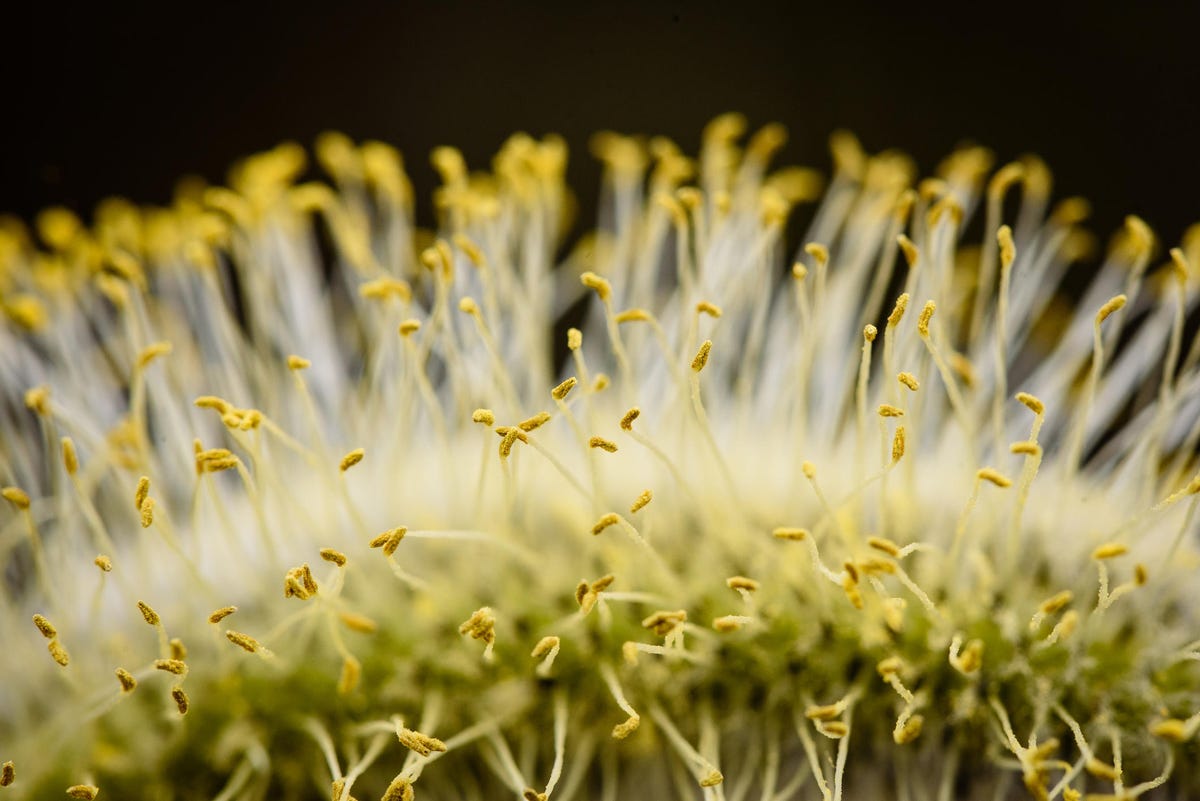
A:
[1, 2, 1197, 249]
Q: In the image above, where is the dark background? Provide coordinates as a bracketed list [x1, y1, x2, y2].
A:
[1, 2, 1197, 248]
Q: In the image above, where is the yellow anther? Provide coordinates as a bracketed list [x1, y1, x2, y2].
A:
[359, 277, 412, 302]
[842, 574, 864, 609]
[1015, 392, 1045, 415]
[876, 656, 904, 677]
[61, 437, 78, 475]
[339, 612, 377, 634]
[630, 489, 652, 513]
[287, 354, 310, 371]
[592, 374, 609, 392]
[897, 235, 918, 269]
[695, 301, 722, 318]
[951, 638, 984, 674]
[691, 339, 712, 372]
[1039, 591, 1073, 615]
[864, 324, 877, 342]
[472, 408, 496, 426]
[0, 762, 12, 788]
[134, 476, 150, 511]
[829, 129, 866, 179]
[887, 294, 909, 328]
[1085, 758, 1120, 782]
[621, 641, 640, 665]
[819, 721, 850, 738]
[792, 262, 808, 281]
[531, 635, 560, 659]
[805, 703, 841, 721]
[917, 301, 935, 337]
[24, 385, 50, 416]
[977, 468, 1011, 487]
[32, 614, 56, 639]
[894, 714, 925, 745]
[878, 404, 904, 417]
[171, 686, 189, 715]
[137, 601, 160, 626]
[860, 558, 896, 575]
[1092, 542, 1128, 560]
[339, 448, 365, 472]
[589, 436, 618, 453]
[381, 777, 414, 801]
[843, 561, 860, 584]
[614, 308, 651, 323]
[897, 372, 919, 391]
[580, 271, 612, 301]
[94, 555, 112, 573]
[1096, 294, 1127, 324]
[772, 527, 808, 541]
[194, 395, 232, 414]
[987, 162, 1026, 199]
[949, 353, 976, 387]
[802, 461, 817, 479]
[1134, 563, 1148, 585]
[66, 785, 99, 799]
[397, 727, 448, 757]
[883, 598, 907, 632]
[1148, 718, 1189, 742]
[4, 295, 48, 331]
[202, 455, 239, 473]
[642, 609, 687, 636]
[620, 407, 640, 431]
[136, 341, 172, 369]
[498, 427, 526, 458]
[458, 296, 480, 316]
[518, 412, 552, 432]
[225, 630, 260, 653]
[699, 770, 724, 788]
[48, 639, 69, 666]
[592, 513, 620, 536]
[1124, 214, 1154, 254]
[367, 527, 406, 556]
[319, 548, 347, 567]
[1054, 610, 1080, 641]
[208, 606, 237, 624]
[868, 537, 902, 557]
[1010, 441, 1042, 456]
[998, 224, 1016, 267]
[2, 486, 30, 509]
[889, 425, 906, 463]
[170, 639, 187, 660]
[398, 319, 421, 337]
[551, 377, 576, 400]
[612, 714, 641, 740]
[338, 655, 361, 696]
[137, 496, 154, 528]
[1170, 246, 1190, 282]
[458, 607, 496, 645]
[1061, 789, 1081, 801]
[726, 576, 759, 592]
[567, 327, 582, 351]
[115, 668, 137, 693]
[804, 242, 829, 267]
[154, 658, 187, 675]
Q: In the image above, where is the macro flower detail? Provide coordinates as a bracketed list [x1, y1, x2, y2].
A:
[1, 114, 1199, 800]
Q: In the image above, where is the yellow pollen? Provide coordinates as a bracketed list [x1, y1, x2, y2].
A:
[876, 656, 904, 677]
[137, 601, 160, 626]
[459, 607, 496, 645]
[24, 385, 50, 416]
[620, 407, 640, 431]
[1092, 542, 1128, 560]
[1015, 392, 1045, 415]
[1085, 758, 1120, 782]
[551, 377, 576, 400]
[48, 640, 69, 667]
[592, 374, 610, 392]
[319, 548, 347, 567]
[691, 339, 712, 372]
[398, 319, 422, 337]
[802, 461, 817, 479]
[589, 436, 618, 453]
[612, 715, 640, 740]
[286, 354, 311, 371]
[225, 631, 260, 653]
[171, 686, 189, 715]
[339, 612, 378, 634]
[805, 703, 841, 721]
[208, 606, 237, 624]
[94, 555, 112, 572]
[66, 785, 99, 800]
[61, 437, 78, 475]
[139, 497, 154, 528]
[642, 609, 687, 636]
[894, 714, 925, 745]
[887, 294, 909, 327]
[630, 489, 652, 513]
[1149, 719, 1189, 742]
[338, 656, 361, 696]
[136, 341, 172, 370]
[998, 224, 1016, 267]
[1096, 294, 1127, 324]
[792, 262, 808, 281]
[170, 639, 187, 660]
[458, 296, 480, 315]
[472, 408, 496, 426]
[696, 300, 722, 318]
[1039, 591, 1074, 615]
[2, 486, 31, 510]
[567, 327, 582, 351]
[878, 404, 904, 417]
[381, 777, 414, 801]
[397, 727, 448, 757]
[614, 308, 651, 324]
[897, 372, 919, 391]
[773, 527, 808, 541]
[952, 639, 984, 674]
[115, 668, 137, 692]
[805, 242, 829, 266]
[868, 537, 901, 557]
[1135, 563, 1148, 585]
[580, 271, 612, 301]
[700, 770, 724, 788]
[917, 301, 935, 337]
[864, 324, 877, 342]
[0, 762, 11, 788]
[1010, 441, 1042, 456]
[897, 235, 918, 268]
[32, 614, 56, 639]
[820, 721, 850, 738]
[518, 412, 552, 432]
[977, 468, 1012, 487]
[154, 659, 187, 675]
[727, 576, 760, 592]
[592, 513, 620, 535]
[531, 636, 560, 659]
[193, 395, 232, 414]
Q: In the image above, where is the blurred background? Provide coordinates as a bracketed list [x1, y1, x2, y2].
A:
[1, 2, 1197, 248]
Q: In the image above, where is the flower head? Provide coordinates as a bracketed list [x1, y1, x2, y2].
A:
[1, 114, 1199, 799]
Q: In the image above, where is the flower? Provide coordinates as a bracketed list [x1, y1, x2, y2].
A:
[1, 114, 1199, 800]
